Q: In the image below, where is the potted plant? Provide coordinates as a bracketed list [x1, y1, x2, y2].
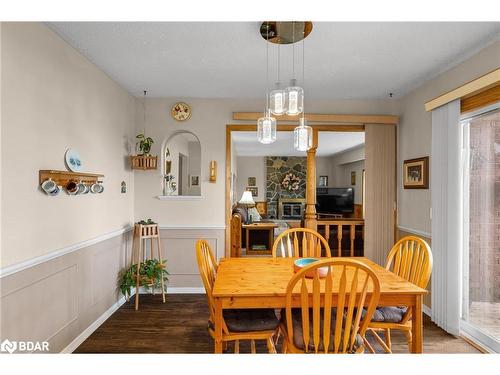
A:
[119, 258, 169, 300]
[136, 133, 154, 156]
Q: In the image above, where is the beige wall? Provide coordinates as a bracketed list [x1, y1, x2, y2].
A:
[134, 99, 395, 274]
[135, 98, 397, 226]
[334, 160, 365, 205]
[397, 41, 500, 234]
[236, 156, 266, 202]
[1, 23, 136, 268]
[329, 146, 365, 204]
[316, 156, 335, 188]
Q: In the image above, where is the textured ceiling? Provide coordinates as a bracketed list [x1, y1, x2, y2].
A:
[48, 22, 500, 99]
[232, 131, 365, 157]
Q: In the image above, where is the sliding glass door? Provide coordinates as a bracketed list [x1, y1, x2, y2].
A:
[461, 104, 500, 352]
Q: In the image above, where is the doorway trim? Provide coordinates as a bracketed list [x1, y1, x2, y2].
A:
[225, 123, 370, 257]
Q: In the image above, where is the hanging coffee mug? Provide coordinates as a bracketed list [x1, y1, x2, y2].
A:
[41, 178, 60, 195]
[90, 182, 104, 194]
[66, 181, 78, 195]
[76, 181, 88, 195]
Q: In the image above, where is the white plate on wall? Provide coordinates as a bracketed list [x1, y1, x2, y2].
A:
[65, 149, 82, 172]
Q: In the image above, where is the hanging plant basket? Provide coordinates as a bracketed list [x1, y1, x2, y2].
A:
[130, 155, 158, 170]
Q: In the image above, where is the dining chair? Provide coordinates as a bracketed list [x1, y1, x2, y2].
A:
[280, 258, 381, 354]
[195, 239, 279, 353]
[272, 228, 331, 258]
[366, 236, 433, 353]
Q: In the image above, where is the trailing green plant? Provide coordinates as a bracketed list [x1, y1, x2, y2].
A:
[137, 218, 156, 225]
[119, 259, 169, 299]
[136, 133, 154, 155]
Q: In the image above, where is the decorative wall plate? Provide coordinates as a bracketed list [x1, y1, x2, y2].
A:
[171, 102, 192, 121]
[64, 149, 82, 172]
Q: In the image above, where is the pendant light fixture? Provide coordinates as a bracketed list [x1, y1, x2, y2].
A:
[285, 22, 304, 116]
[269, 44, 285, 115]
[257, 22, 277, 144]
[294, 37, 312, 151]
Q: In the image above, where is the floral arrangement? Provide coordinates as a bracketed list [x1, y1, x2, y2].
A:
[281, 172, 301, 192]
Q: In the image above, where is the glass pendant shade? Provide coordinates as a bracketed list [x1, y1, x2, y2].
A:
[269, 86, 285, 115]
[285, 79, 304, 116]
[257, 111, 277, 144]
[294, 118, 312, 151]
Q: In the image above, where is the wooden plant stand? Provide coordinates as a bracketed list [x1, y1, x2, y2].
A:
[131, 223, 166, 310]
[130, 155, 158, 170]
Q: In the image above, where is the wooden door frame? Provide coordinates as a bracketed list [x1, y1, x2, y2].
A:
[225, 123, 370, 257]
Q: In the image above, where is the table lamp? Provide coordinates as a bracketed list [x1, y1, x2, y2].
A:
[239, 191, 255, 224]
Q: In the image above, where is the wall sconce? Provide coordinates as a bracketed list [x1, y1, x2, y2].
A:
[209, 160, 217, 183]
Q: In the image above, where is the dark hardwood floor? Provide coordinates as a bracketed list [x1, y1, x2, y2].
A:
[75, 294, 480, 354]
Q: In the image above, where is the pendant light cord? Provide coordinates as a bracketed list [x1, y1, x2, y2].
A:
[277, 42, 280, 86]
[143, 90, 147, 135]
[302, 37, 305, 123]
[265, 22, 269, 114]
[292, 22, 295, 80]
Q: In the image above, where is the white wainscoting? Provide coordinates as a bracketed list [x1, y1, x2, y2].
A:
[159, 226, 225, 288]
[0, 224, 222, 353]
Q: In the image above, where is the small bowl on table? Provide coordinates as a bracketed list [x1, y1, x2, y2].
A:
[293, 258, 329, 278]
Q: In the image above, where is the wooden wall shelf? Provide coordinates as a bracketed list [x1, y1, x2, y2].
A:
[39, 170, 104, 186]
[130, 155, 158, 170]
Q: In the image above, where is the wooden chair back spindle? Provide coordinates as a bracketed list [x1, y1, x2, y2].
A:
[284, 259, 380, 353]
[272, 228, 331, 258]
[385, 236, 433, 290]
[195, 239, 229, 333]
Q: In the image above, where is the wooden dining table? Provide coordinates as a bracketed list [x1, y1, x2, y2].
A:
[211, 257, 427, 354]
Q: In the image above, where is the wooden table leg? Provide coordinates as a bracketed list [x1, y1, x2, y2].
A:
[412, 294, 423, 353]
[214, 298, 223, 353]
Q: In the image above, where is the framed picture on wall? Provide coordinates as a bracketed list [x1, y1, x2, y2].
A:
[248, 177, 256, 186]
[403, 156, 429, 189]
[351, 171, 356, 185]
[318, 176, 328, 187]
[190, 175, 200, 187]
[246, 186, 258, 197]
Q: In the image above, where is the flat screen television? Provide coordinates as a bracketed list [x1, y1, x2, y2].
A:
[316, 187, 354, 214]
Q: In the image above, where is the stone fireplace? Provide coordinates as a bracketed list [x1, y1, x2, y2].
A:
[266, 156, 307, 219]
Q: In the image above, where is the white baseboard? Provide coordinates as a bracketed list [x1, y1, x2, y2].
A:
[422, 304, 432, 317]
[61, 295, 128, 353]
[135, 286, 205, 294]
[167, 287, 205, 294]
[0, 226, 133, 278]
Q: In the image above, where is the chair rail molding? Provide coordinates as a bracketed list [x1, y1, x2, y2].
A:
[0, 226, 133, 278]
[159, 225, 226, 230]
[397, 225, 432, 239]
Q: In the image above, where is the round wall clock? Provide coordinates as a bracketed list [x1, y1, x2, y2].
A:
[171, 102, 192, 121]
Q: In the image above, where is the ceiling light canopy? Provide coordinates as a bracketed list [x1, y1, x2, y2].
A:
[257, 21, 313, 151]
[259, 22, 313, 44]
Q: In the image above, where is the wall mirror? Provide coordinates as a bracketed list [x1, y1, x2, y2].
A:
[163, 131, 201, 196]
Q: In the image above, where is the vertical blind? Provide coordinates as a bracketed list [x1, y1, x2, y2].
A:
[430, 99, 461, 335]
[364, 124, 396, 266]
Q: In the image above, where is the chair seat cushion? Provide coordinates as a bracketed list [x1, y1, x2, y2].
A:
[371, 306, 408, 323]
[283, 309, 363, 353]
[209, 309, 280, 333]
